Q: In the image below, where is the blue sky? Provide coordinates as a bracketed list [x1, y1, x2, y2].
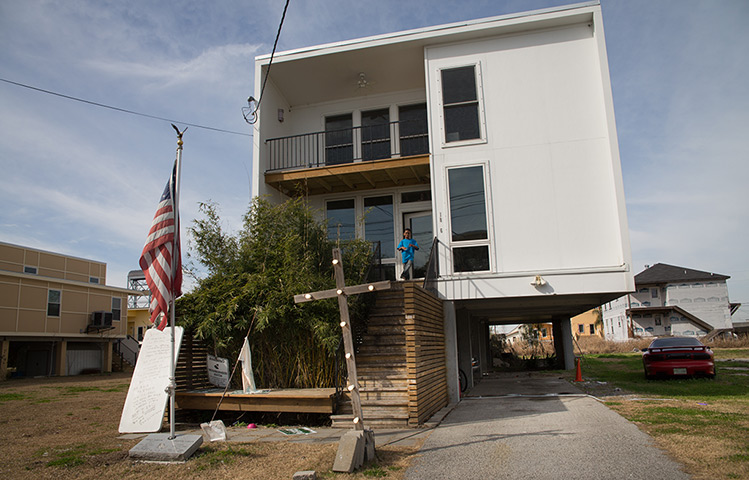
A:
[1, 0, 747, 306]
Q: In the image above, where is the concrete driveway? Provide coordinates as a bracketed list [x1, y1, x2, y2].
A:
[405, 372, 690, 480]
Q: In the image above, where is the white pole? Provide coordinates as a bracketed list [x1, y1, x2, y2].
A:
[168, 128, 184, 440]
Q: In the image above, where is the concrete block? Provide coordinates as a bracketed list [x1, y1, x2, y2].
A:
[128, 433, 203, 462]
[332, 430, 364, 473]
[292, 471, 317, 480]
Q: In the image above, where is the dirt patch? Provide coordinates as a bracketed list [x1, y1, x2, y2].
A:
[0, 374, 417, 479]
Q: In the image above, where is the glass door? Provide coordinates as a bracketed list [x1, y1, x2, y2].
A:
[403, 211, 432, 279]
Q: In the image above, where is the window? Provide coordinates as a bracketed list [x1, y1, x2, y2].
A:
[363, 196, 394, 258]
[578, 324, 584, 334]
[541, 328, 547, 338]
[24, 266, 37, 274]
[399, 103, 428, 156]
[589, 324, 595, 335]
[448, 166, 487, 241]
[448, 165, 490, 272]
[47, 289, 61, 317]
[361, 108, 391, 161]
[651, 288, 658, 298]
[89, 277, 100, 284]
[112, 297, 122, 321]
[655, 315, 662, 326]
[325, 114, 353, 165]
[401, 190, 431, 203]
[441, 66, 481, 143]
[326, 199, 356, 241]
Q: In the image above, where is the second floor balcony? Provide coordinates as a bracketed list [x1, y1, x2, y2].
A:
[264, 119, 431, 196]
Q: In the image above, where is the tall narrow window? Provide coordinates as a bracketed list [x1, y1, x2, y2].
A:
[112, 297, 122, 321]
[399, 103, 428, 156]
[363, 196, 394, 258]
[448, 165, 490, 272]
[441, 66, 481, 143]
[47, 289, 61, 317]
[325, 114, 353, 165]
[326, 199, 356, 241]
[361, 108, 391, 161]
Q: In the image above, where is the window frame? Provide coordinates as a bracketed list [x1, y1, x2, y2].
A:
[446, 163, 492, 274]
[47, 289, 61, 317]
[112, 297, 122, 321]
[438, 63, 487, 148]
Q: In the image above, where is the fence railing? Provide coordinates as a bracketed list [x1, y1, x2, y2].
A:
[265, 120, 429, 172]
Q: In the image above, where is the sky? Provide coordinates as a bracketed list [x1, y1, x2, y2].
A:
[1, 0, 748, 307]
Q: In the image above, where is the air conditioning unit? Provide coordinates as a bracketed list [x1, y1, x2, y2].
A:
[90, 311, 113, 328]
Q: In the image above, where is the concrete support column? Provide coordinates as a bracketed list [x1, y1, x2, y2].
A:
[103, 341, 113, 374]
[55, 340, 67, 376]
[442, 301, 460, 404]
[455, 309, 472, 389]
[554, 317, 575, 370]
[0, 340, 9, 381]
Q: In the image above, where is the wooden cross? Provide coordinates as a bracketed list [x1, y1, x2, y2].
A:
[294, 248, 390, 431]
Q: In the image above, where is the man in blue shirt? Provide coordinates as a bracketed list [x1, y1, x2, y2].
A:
[397, 228, 419, 280]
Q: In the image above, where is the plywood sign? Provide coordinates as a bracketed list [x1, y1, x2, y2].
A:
[118, 326, 183, 433]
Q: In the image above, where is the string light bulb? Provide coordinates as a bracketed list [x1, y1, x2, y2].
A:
[337, 289, 343, 295]
[368, 285, 374, 291]
[345, 353, 351, 359]
[332, 259, 339, 265]
[304, 293, 312, 300]
[353, 417, 360, 424]
[348, 384, 355, 391]
[340, 321, 347, 327]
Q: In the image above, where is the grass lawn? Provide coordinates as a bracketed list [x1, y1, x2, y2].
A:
[572, 347, 749, 480]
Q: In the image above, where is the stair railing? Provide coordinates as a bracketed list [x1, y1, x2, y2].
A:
[422, 237, 439, 294]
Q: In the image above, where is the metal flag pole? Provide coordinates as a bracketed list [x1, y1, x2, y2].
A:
[168, 124, 185, 440]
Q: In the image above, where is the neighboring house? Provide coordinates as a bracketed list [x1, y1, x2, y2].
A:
[506, 323, 554, 344]
[571, 308, 603, 338]
[602, 263, 736, 341]
[0, 241, 140, 379]
[252, 2, 632, 406]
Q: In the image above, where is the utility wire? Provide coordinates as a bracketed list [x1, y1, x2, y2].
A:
[256, 0, 290, 111]
[0, 77, 252, 137]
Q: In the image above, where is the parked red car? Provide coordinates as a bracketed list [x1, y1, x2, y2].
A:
[642, 337, 715, 379]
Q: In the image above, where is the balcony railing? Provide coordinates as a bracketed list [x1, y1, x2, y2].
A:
[266, 120, 429, 172]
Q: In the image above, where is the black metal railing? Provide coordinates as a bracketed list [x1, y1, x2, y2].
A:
[423, 237, 439, 294]
[266, 120, 429, 172]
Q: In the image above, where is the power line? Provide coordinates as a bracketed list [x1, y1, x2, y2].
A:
[0, 77, 252, 137]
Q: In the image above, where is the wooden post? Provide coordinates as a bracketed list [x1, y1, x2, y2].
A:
[294, 248, 391, 431]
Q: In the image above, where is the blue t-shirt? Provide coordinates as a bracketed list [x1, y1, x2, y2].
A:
[397, 238, 419, 263]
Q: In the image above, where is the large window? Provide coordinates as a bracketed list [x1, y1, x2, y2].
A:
[47, 289, 61, 317]
[326, 199, 356, 241]
[399, 103, 428, 156]
[441, 66, 481, 143]
[363, 196, 394, 258]
[448, 165, 490, 272]
[325, 114, 353, 165]
[361, 108, 391, 161]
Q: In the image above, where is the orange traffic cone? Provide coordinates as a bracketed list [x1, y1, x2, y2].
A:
[574, 357, 583, 382]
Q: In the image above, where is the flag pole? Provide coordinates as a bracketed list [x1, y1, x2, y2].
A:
[169, 124, 185, 440]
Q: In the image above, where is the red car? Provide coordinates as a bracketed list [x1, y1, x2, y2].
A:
[642, 337, 716, 379]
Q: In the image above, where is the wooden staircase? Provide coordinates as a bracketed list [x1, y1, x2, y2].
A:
[332, 282, 411, 428]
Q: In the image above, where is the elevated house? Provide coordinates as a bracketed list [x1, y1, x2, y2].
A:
[0, 241, 140, 378]
[602, 263, 738, 341]
[251, 2, 633, 424]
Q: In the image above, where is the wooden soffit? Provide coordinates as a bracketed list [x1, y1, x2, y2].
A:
[264, 154, 430, 196]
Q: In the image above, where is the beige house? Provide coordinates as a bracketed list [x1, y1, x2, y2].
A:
[571, 309, 603, 338]
[0, 241, 140, 379]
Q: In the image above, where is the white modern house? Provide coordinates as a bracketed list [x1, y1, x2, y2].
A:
[602, 263, 738, 341]
[251, 1, 633, 407]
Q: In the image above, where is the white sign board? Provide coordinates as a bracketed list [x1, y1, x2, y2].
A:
[118, 326, 183, 433]
[207, 354, 230, 388]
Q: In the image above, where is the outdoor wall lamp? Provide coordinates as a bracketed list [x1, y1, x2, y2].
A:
[531, 275, 547, 287]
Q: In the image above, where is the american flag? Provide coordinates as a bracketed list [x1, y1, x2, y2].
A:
[139, 161, 182, 331]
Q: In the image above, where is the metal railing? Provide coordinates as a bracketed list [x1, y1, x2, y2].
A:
[423, 237, 439, 294]
[265, 120, 429, 172]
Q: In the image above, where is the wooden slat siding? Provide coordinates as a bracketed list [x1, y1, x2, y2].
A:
[404, 282, 447, 426]
[175, 334, 211, 391]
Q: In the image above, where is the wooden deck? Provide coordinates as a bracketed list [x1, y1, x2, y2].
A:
[175, 388, 338, 414]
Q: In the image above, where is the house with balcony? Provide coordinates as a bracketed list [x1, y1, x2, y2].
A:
[602, 263, 738, 341]
[251, 2, 633, 418]
[0, 241, 140, 379]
